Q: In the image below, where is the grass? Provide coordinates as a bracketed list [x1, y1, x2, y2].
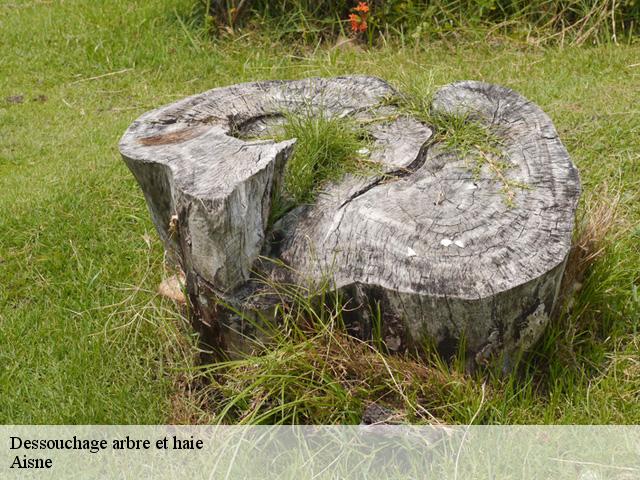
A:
[176, 278, 486, 425]
[269, 112, 372, 224]
[1, 0, 639, 424]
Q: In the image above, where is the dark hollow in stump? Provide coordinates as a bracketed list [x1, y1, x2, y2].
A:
[119, 76, 580, 370]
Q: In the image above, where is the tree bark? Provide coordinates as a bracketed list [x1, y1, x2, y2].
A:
[119, 76, 580, 369]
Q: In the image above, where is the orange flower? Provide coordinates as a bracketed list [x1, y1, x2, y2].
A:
[349, 2, 369, 33]
[354, 2, 369, 13]
[349, 13, 361, 32]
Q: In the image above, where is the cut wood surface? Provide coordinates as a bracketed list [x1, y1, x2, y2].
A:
[120, 76, 580, 369]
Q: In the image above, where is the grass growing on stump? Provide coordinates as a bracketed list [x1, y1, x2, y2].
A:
[430, 113, 530, 207]
[388, 91, 529, 207]
[269, 113, 373, 224]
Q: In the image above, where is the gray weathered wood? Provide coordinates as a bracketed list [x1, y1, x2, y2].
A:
[120, 76, 580, 369]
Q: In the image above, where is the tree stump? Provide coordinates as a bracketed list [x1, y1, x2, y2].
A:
[119, 76, 580, 370]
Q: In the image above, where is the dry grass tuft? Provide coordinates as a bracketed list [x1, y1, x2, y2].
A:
[169, 372, 218, 424]
[559, 183, 622, 306]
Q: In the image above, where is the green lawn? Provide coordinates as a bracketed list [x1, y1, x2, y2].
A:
[1, 0, 638, 424]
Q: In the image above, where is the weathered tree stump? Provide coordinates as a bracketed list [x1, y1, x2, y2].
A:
[120, 76, 580, 370]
